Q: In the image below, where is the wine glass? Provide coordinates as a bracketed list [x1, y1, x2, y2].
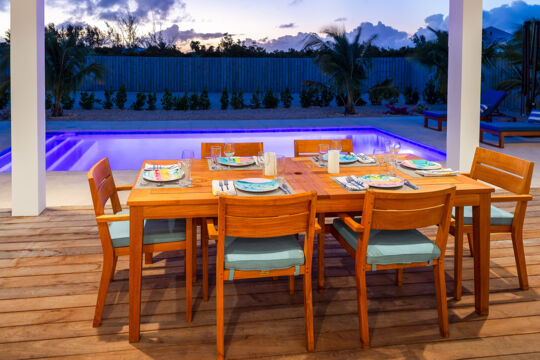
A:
[391, 141, 401, 168]
[181, 150, 194, 186]
[258, 151, 265, 176]
[210, 146, 221, 170]
[318, 143, 329, 167]
[373, 145, 389, 174]
[224, 142, 235, 164]
[330, 139, 342, 153]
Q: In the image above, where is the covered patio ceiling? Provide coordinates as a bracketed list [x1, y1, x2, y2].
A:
[9, 0, 484, 216]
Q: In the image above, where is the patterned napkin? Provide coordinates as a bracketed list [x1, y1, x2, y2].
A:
[355, 153, 377, 164]
[416, 168, 459, 177]
[212, 180, 237, 196]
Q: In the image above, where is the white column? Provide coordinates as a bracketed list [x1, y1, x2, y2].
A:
[447, 0, 483, 171]
[10, 0, 46, 216]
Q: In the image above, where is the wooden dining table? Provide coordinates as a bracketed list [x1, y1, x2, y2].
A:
[127, 156, 494, 343]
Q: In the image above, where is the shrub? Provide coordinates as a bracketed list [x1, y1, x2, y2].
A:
[189, 93, 200, 110]
[0, 89, 9, 110]
[199, 88, 211, 110]
[368, 79, 399, 105]
[114, 84, 127, 109]
[103, 88, 115, 109]
[422, 79, 443, 105]
[320, 86, 334, 107]
[146, 92, 157, 110]
[263, 89, 279, 109]
[61, 93, 75, 110]
[250, 88, 261, 109]
[173, 93, 189, 111]
[403, 86, 420, 105]
[45, 92, 52, 110]
[231, 90, 245, 110]
[336, 89, 366, 107]
[220, 88, 229, 110]
[300, 87, 313, 108]
[79, 91, 97, 110]
[131, 92, 146, 110]
[0, 107, 10, 120]
[161, 89, 173, 110]
[280, 87, 293, 108]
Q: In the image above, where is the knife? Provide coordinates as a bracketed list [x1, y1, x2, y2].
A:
[404, 179, 419, 190]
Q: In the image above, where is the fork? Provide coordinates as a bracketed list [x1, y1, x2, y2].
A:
[224, 180, 230, 190]
[219, 180, 224, 192]
[346, 176, 365, 189]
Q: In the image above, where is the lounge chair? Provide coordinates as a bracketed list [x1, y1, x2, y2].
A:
[528, 110, 540, 124]
[480, 120, 540, 148]
[423, 90, 515, 131]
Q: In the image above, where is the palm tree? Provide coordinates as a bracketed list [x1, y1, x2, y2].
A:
[45, 25, 105, 116]
[412, 27, 499, 100]
[304, 27, 372, 114]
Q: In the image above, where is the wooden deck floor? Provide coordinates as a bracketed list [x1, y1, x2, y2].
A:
[1, 190, 540, 359]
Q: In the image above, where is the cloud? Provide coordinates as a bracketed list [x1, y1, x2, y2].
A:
[278, 23, 296, 29]
[0, 0, 8, 12]
[289, 0, 302, 5]
[157, 24, 224, 45]
[255, 32, 311, 52]
[334, 17, 347, 22]
[483, 0, 540, 33]
[349, 22, 413, 49]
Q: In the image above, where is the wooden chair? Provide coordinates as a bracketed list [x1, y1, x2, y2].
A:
[294, 139, 354, 157]
[88, 158, 195, 326]
[329, 186, 456, 347]
[201, 142, 263, 159]
[451, 148, 534, 299]
[206, 192, 319, 359]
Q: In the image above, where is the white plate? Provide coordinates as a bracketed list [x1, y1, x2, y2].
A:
[234, 178, 280, 192]
[143, 167, 184, 182]
[217, 157, 256, 167]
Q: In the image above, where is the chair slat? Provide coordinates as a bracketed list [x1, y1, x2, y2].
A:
[371, 205, 446, 230]
[225, 201, 309, 218]
[473, 147, 531, 178]
[294, 139, 354, 157]
[201, 142, 263, 159]
[225, 212, 310, 238]
[474, 163, 525, 194]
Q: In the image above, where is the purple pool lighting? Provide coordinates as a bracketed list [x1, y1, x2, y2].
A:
[0, 127, 445, 172]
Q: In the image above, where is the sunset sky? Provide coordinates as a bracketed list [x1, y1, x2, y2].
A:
[0, 0, 539, 50]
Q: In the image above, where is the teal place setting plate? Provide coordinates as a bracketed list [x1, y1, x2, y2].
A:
[234, 178, 280, 193]
[401, 159, 442, 170]
[321, 153, 358, 164]
[217, 156, 256, 167]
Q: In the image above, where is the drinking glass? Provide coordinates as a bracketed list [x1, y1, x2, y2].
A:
[224, 143, 235, 163]
[390, 141, 401, 168]
[330, 139, 342, 153]
[318, 143, 329, 167]
[258, 151, 265, 176]
[180, 150, 194, 186]
[373, 146, 389, 174]
[275, 154, 286, 186]
[210, 146, 221, 170]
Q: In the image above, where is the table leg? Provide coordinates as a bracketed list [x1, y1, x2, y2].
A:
[129, 206, 144, 343]
[453, 207, 464, 300]
[473, 194, 491, 315]
[317, 213, 325, 293]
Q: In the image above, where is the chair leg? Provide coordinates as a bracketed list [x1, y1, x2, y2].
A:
[317, 213, 326, 293]
[424, 115, 428, 128]
[144, 252, 153, 265]
[511, 228, 529, 290]
[192, 220, 197, 283]
[216, 269, 225, 360]
[395, 269, 403, 287]
[453, 207, 464, 300]
[110, 256, 118, 282]
[185, 219, 193, 323]
[355, 268, 370, 348]
[303, 272, 315, 351]
[202, 218, 209, 302]
[433, 262, 449, 338]
[467, 232, 475, 257]
[289, 275, 295, 295]
[93, 255, 116, 327]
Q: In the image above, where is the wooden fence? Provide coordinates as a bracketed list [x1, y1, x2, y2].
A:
[81, 56, 519, 110]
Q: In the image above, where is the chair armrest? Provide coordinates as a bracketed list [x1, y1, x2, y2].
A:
[491, 194, 533, 203]
[338, 213, 364, 233]
[116, 185, 133, 191]
[206, 219, 218, 240]
[96, 213, 130, 223]
[460, 172, 470, 177]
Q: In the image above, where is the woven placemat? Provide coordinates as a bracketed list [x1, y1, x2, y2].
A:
[332, 176, 421, 193]
[207, 158, 263, 171]
[215, 180, 296, 197]
[134, 170, 191, 189]
[309, 157, 379, 168]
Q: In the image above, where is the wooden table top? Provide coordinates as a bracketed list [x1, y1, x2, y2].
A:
[127, 157, 494, 207]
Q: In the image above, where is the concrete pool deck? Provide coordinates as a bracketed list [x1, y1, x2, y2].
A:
[0, 115, 538, 210]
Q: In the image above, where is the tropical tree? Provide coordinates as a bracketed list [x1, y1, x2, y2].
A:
[45, 25, 105, 116]
[304, 27, 372, 114]
[412, 27, 499, 100]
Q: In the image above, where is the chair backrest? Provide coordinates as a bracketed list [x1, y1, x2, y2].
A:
[201, 142, 263, 159]
[359, 187, 456, 261]
[218, 192, 317, 238]
[294, 139, 354, 157]
[470, 147, 534, 195]
[88, 158, 122, 217]
[480, 90, 506, 115]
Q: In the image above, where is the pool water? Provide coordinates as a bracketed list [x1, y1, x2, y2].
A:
[0, 127, 445, 172]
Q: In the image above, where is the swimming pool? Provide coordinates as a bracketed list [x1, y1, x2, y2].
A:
[0, 127, 445, 172]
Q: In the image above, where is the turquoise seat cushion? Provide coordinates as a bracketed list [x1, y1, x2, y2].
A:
[452, 205, 514, 226]
[224, 235, 304, 271]
[481, 121, 540, 132]
[332, 218, 441, 267]
[424, 110, 447, 118]
[108, 210, 186, 248]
